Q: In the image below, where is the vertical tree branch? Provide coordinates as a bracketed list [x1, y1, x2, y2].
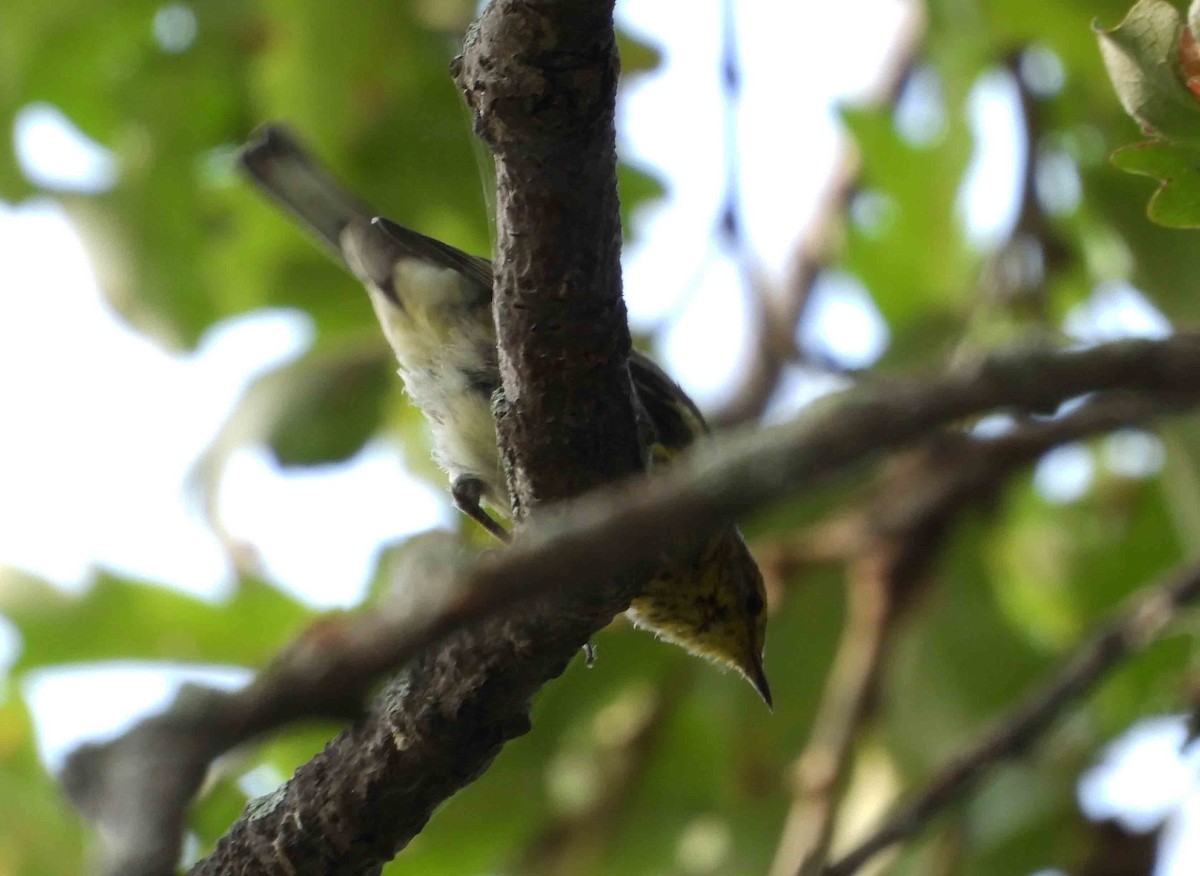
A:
[453, 0, 644, 515]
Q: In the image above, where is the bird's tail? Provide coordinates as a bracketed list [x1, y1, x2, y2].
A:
[238, 125, 374, 263]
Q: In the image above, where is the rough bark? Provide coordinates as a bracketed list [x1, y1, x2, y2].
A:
[453, 0, 643, 515]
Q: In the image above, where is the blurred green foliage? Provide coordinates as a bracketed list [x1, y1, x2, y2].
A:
[1, 0, 1199, 874]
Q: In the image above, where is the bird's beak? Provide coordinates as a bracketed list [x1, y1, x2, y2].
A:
[747, 652, 773, 710]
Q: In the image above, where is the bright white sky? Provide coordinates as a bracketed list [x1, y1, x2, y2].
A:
[1, 0, 1196, 871]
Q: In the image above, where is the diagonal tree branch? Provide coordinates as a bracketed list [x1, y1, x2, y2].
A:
[823, 557, 1200, 876]
[63, 334, 1200, 874]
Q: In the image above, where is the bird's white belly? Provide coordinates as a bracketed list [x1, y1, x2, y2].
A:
[365, 263, 507, 508]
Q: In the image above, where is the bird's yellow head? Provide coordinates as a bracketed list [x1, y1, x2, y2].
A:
[627, 529, 771, 707]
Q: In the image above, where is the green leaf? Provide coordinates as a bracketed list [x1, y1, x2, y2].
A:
[965, 763, 1081, 875]
[188, 776, 250, 858]
[265, 346, 395, 468]
[0, 568, 312, 672]
[886, 519, 1051, 773]
[618, 162, 666, 242]
[0, 697, 86, 875]
[1096, 0, 1200, 143]
[838, 98, 974, 369]
[616, 28, 663, 78]
[1110, 138, 1200, 225]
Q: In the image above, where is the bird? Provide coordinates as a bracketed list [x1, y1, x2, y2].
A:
[239, 125, 771, 706]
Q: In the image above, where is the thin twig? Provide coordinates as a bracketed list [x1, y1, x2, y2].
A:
[711, 4, 927, 427]
[960, 47, 1068, 345]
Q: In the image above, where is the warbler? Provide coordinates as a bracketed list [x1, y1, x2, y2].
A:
[239, 125, 771, 705]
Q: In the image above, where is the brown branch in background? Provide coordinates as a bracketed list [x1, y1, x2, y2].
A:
[823, 557, 1200, 876]
[765, 392, 1177, 876]
[862, 393, 1181, 615]
[1187, 683, 1200, 746]
[1077, 820, 1159, 876]
[769, 555, 894, 876]
[60, 335, 1200, 875]
[965, 46, 1070, 336]
[711, 5, 927, 428]
[760, 391, 1194, 587]
[1008, 48, 1053, 258]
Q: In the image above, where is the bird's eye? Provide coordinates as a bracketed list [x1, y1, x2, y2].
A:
[745, 589, 764, 617]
